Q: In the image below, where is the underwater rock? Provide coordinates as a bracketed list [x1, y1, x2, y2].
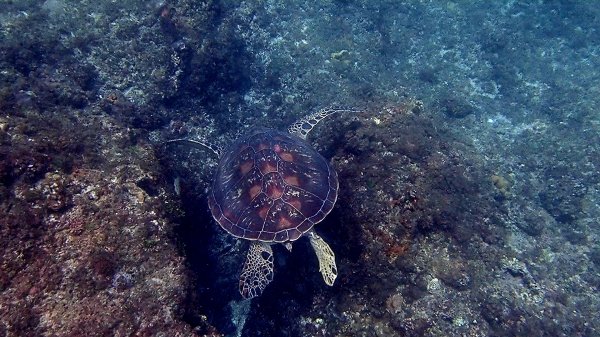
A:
[439, 96, 476, 119]
[0, 108, 199, 335]
[2, 1, 600, 336]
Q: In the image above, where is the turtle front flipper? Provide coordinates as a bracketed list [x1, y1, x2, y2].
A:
[164, 137, 223, 158]
[288, 108, 359, 140]
[308, 231, 337, 286]
[239, 241, 274, 299]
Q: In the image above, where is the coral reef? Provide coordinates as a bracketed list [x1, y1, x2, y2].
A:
[0, 108, 199, 335]
[1, 0, 599, 336]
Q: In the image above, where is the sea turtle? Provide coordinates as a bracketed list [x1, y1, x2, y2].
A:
[172, 108, 347, 299]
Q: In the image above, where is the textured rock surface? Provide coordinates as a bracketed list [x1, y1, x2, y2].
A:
[0, 112, 198, 335]
[1, 1, 599, 336]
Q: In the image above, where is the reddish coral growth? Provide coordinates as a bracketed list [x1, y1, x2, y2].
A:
[301, 100, 501, 334]
[0, 109, 205, 335]
[384, 239, 411, 262]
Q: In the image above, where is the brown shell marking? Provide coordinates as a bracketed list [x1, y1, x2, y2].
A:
[209, 129, 338, 243]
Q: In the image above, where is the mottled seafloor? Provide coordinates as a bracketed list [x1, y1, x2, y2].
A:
[1, 1, 599, 336]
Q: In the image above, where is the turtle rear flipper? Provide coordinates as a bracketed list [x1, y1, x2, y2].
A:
[308, 231, 337, 286]
[239, 241, 274, 299]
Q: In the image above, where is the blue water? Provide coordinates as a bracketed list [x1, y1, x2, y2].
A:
[1, 1, 598, 336]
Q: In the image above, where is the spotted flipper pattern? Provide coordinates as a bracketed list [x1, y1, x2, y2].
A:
[308, 231, 337, 286]
[239, 241, 274, 299]
[289, 108, 356, 140]
[165, 138, 222, 158]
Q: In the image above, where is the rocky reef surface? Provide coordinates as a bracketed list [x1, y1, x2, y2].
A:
[1, 1, 599, 336]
